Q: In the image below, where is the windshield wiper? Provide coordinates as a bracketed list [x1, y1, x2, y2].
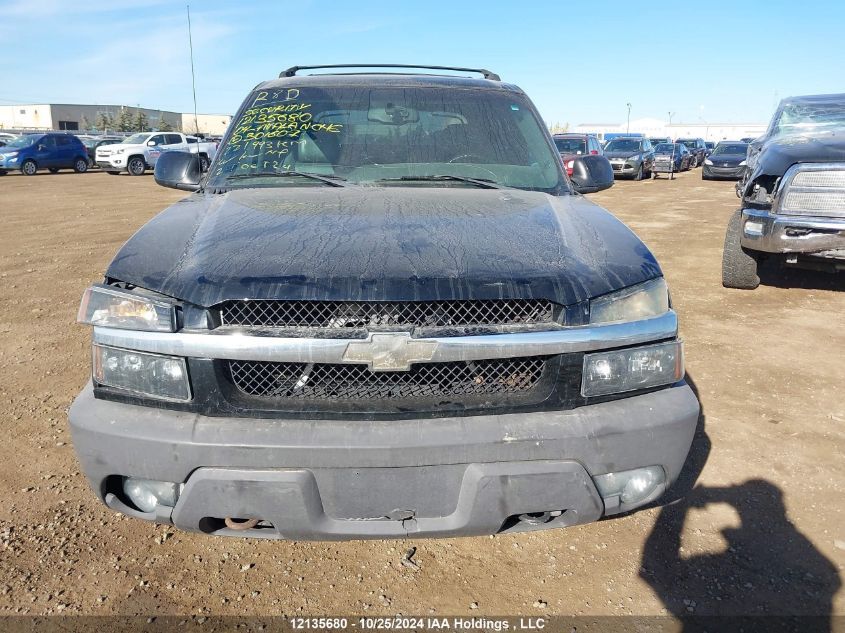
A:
[376, 175, 503, 189]
[225, 171, 348, 187]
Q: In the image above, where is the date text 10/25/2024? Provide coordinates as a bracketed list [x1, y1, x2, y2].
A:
[289, 617, 548, 631]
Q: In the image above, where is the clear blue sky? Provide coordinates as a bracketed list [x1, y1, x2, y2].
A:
[1, 0, 843, 126]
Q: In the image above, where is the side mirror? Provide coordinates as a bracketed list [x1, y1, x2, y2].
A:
[154, 151, 201, 191]
[569, 155, 614, 194]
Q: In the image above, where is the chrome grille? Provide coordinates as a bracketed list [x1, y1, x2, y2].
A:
[220, 299, 555, 328]
[228, 357, 548, 400]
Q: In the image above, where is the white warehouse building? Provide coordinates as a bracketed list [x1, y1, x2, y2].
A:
[571, 117, 767, 142]
[0, 103, 232, 136]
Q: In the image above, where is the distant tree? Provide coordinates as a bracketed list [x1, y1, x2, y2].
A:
[96, 112, 113, 131]
[134, 111, 149, 132]
[116, 107, 134, 132]
[157, 115, 174, 132]
[80, 114, 91, 132]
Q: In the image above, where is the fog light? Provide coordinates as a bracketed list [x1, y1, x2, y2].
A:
[744, 220, 763, 236]
[594, 466, 666, 511]
[122, 477, 181, 513]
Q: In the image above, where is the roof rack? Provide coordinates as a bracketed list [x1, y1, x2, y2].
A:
[279, 64, 501, 82]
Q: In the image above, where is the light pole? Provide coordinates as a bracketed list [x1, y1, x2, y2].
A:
[626, 103, 632, 134]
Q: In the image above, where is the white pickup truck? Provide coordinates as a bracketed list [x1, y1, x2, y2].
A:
[95, 132, 217, 176]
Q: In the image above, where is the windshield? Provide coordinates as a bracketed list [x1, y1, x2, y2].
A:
[654, 143, 679, 152]
[553, 137, 586, 154]
[712, 143, 748, 155]
[603, 139, 641, 152]
[208, 86, 563, 191]
[121, 133, 150, 144]
[676, 140, 696, 148]
[5, 134, 40, 148]
[772, 99, 845, 138]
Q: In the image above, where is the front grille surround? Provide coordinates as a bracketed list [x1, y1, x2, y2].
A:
[228, 356, 549, 401]
[219, 299, 556, 330]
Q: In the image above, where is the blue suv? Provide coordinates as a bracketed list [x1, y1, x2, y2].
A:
[0, 133, 89, 176]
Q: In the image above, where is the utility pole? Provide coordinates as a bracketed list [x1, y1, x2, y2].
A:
[626, 103, 632, 134]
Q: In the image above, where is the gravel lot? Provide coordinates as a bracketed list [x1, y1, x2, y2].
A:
[0, 169, 843, 620]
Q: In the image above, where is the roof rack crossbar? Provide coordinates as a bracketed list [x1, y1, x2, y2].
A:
[280, 64, 500, 82]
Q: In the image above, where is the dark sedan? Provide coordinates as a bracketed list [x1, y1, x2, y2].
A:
[603, 137, 655, 180]
[651, 143, 693, 177]
[702, 142, 748, 180]
[675, 138, 707, 167]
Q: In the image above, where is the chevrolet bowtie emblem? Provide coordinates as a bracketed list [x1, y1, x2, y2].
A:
[342, 333, 438, 372]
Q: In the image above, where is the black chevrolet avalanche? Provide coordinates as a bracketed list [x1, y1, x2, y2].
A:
[69, 65, 699, 540]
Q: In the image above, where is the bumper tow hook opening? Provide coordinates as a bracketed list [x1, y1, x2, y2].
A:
[517, 510, 561, 526]
[224, 517, 260, 531]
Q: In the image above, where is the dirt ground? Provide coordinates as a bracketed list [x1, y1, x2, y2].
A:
[0, 168, 843, 622]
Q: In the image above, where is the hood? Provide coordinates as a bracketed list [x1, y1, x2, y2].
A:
[709, 153, 745, 165]
[106, 187, 661, 307]
[604, 150, 639, 159]
[741, 132, 845, 199]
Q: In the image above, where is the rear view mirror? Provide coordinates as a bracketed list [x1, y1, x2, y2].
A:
[569, 155, 614, 194]
[154, 151, 201, 191]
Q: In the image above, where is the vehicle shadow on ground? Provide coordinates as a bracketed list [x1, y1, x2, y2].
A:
[758, 260, 845, 292]
[640, 377, 842, 631]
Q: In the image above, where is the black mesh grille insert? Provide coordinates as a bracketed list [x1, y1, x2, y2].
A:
[228, 357, 548, 400]
[220, 300, 554, 328]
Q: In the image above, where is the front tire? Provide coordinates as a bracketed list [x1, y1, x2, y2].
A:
[722, 210, 760, 289]
[21, 159, 37, 176]
[127, 156, 146, 176]
[73, 157, 88, 173]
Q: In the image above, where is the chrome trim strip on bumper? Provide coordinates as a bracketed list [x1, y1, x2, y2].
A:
[740, 208, 845, 254]
[92, 311, 678, 365]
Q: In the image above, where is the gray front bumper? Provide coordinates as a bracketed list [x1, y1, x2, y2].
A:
[69, 381, 699, 540]
[740, 208, 845, 255]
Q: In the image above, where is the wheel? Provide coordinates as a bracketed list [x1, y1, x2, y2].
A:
[198, 154, 210, 172]
[106, 171, 120, 175]
[127, 156, 146, 176]
[73, 157, 88, 173]
[634, 164, 643, 181]
[722, 210, 760, 289]
[48, 167, 60, 173]
[21, 159, 37, 176]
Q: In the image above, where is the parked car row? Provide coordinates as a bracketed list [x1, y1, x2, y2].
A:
[0, 131, 217, 176]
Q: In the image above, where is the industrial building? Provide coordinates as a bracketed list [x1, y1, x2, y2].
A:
[0, 103, 231, 136]
[571, 117, 767, 142]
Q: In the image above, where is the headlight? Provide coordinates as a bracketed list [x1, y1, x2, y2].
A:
[77, 285, 176, 332]
[704, 159, 713, 166]
[4, 152, 18, 158]
[582, 340, 684, 397]
[94, 344, 191, 401]
[739, 160, 746, 166]
[115, 148, 125, 154]
[589, 278, 669, 324]
[628, 154, 641, 162]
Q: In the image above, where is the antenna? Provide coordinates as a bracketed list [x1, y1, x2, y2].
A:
[186, 5, 202, 176]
